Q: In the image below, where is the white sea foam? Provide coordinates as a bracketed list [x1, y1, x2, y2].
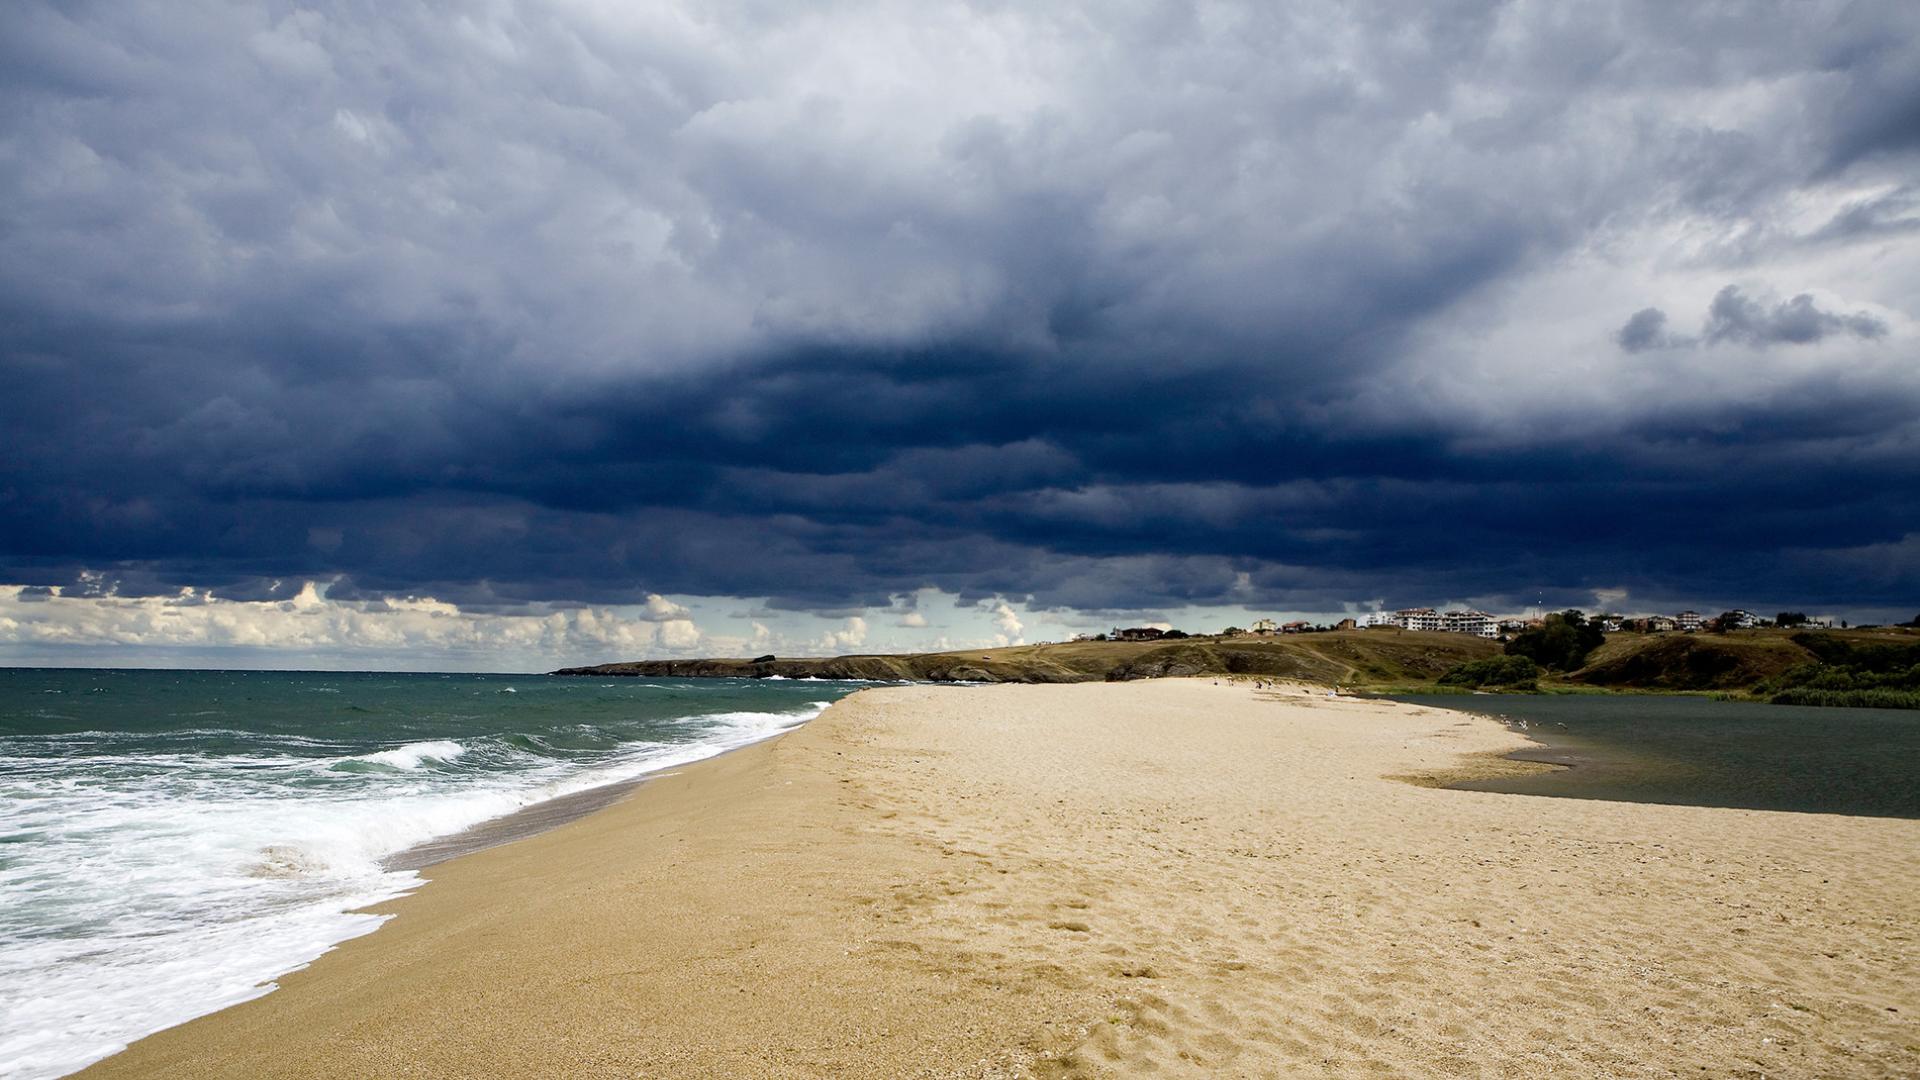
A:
[0, 699, 832, 1080]
[339, 739, 468, 771]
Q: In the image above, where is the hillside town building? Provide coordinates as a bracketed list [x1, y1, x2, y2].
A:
[1362, 608, 1495, 637]
[1295, 604, 1808, 641]
[1442, 610, 1498, 638]
[1363, 607, 1443, 631]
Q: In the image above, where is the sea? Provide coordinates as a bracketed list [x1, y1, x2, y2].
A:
[0, 668, 867, 1080]
[1391, 692, 1920, 820]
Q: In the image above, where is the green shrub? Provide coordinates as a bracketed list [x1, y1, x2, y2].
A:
[1438, 655, 1541, 689]
[1769, 687, 1920, 710]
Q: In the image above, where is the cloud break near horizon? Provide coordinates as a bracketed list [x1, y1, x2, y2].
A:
[2, 1, 1918, 668]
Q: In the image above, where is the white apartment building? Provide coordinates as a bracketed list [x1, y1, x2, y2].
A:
[1365, 608, 1497, 636]
[1675, 610, 1703, 632]
[1395, 607, 1444, 632]
[1442, 610, 1499, 638]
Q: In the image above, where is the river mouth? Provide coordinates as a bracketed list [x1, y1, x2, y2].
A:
[1391, 692, 1920, 820]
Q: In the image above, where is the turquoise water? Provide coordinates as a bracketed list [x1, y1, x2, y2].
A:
[1390, 693, 1920, 819]
[0, 669, 865, 1080]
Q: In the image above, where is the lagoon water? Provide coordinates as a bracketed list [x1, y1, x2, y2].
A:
[1392, 692, 1920, 820]
[0, 669, 864, 1080]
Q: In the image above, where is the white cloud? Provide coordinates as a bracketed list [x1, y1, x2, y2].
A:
[640, 594, 694, 621]
[0, 582, 708, 669]
[656, 617, 702, 650]
[0, 584, 1070, 667]
[987, 599, 1024, 646]
[815, 616, 868, 654]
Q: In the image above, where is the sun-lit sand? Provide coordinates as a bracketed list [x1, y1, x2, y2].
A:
[80, 680, 1920, 1078]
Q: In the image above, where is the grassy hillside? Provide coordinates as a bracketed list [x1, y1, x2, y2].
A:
[1567, 628, 1920, 695]
[555, 629, 1501, 685]
[1570, 631, 1813, 691]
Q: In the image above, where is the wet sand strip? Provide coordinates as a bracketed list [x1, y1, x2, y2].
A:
[384, 776, 655, 871]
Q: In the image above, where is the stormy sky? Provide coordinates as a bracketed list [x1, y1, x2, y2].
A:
[3, 1, 1918, 666]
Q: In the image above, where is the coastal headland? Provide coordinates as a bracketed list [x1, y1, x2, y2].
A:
[78, 680, 1918, 1078]
[554, 628, 1500, 685]
[557, 625, 1920, 703]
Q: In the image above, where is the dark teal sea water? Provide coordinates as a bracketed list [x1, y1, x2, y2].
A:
[0, 669, 865, 1080]
[1390, 692, 1920, 819]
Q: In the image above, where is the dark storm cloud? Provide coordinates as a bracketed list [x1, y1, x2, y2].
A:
[1616, 286, 1890, 352]
[2, 0, 1918, 622]
[1616, 308, 1674, 353]
[1702, 286, 1888, 348]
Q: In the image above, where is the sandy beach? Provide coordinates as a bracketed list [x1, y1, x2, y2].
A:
[79, 680, 1920, 1078]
